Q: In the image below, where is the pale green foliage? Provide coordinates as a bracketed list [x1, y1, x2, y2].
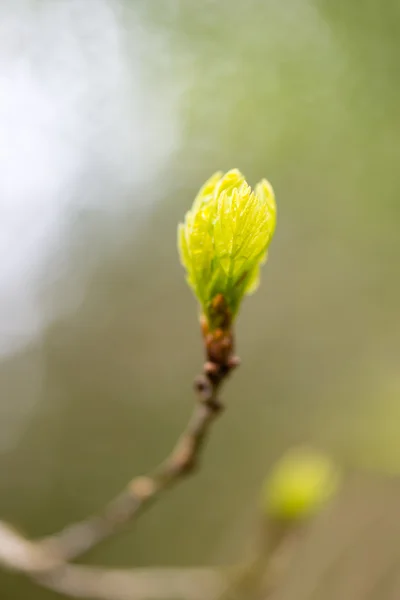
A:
[178, 169, 276, 327]
[261, 448, 340, 522]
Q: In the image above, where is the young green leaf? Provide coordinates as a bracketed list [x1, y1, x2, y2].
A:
[178, 169, 276, 330]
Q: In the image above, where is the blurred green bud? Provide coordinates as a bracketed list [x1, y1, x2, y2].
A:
[178, 169, 276, 331]
[262, 448, 340, 522]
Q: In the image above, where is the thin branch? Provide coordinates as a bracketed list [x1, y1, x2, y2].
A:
[0, 518, 302, 600]
[40, 353, 239, 562]
[0, 520, 226, 600]
[0, 345, 239, 599]
[0, 522, 61, 573]
[214, 520, 302, 600]
[39, 403, 219, 560]
[39, 565, 225, 600]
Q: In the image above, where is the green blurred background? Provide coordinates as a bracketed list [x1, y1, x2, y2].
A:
[1, 0, 400, 598]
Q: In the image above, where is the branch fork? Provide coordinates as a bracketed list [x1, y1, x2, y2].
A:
[0, 322, 240, 600]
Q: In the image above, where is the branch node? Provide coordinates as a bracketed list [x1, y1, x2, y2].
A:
[194, 375, 212, 398]
[227, 355, 241, 370]
[129, 477, 158, 500]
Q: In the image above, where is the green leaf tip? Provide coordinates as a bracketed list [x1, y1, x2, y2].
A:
[261, 447, 340, 523]
[178, 169, 277, 330]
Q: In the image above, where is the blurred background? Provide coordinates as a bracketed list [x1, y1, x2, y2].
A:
[1, 0, 400, 598]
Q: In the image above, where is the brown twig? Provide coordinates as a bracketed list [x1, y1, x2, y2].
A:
[0, 329, 239, 600]
[0, 521, 226, 599]
[40, 343, 239, 562]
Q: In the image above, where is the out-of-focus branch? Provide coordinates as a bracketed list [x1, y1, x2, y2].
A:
[41, 350, 239, 562]
[215, 520, 303, 600]
[0, 518, 302, 600]
[41, 565, 225, 600]
[0, 521, 226, 599]
[0, 346, 239, 599]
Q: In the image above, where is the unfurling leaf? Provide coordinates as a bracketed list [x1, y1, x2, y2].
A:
[178, 169, 276, 331]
